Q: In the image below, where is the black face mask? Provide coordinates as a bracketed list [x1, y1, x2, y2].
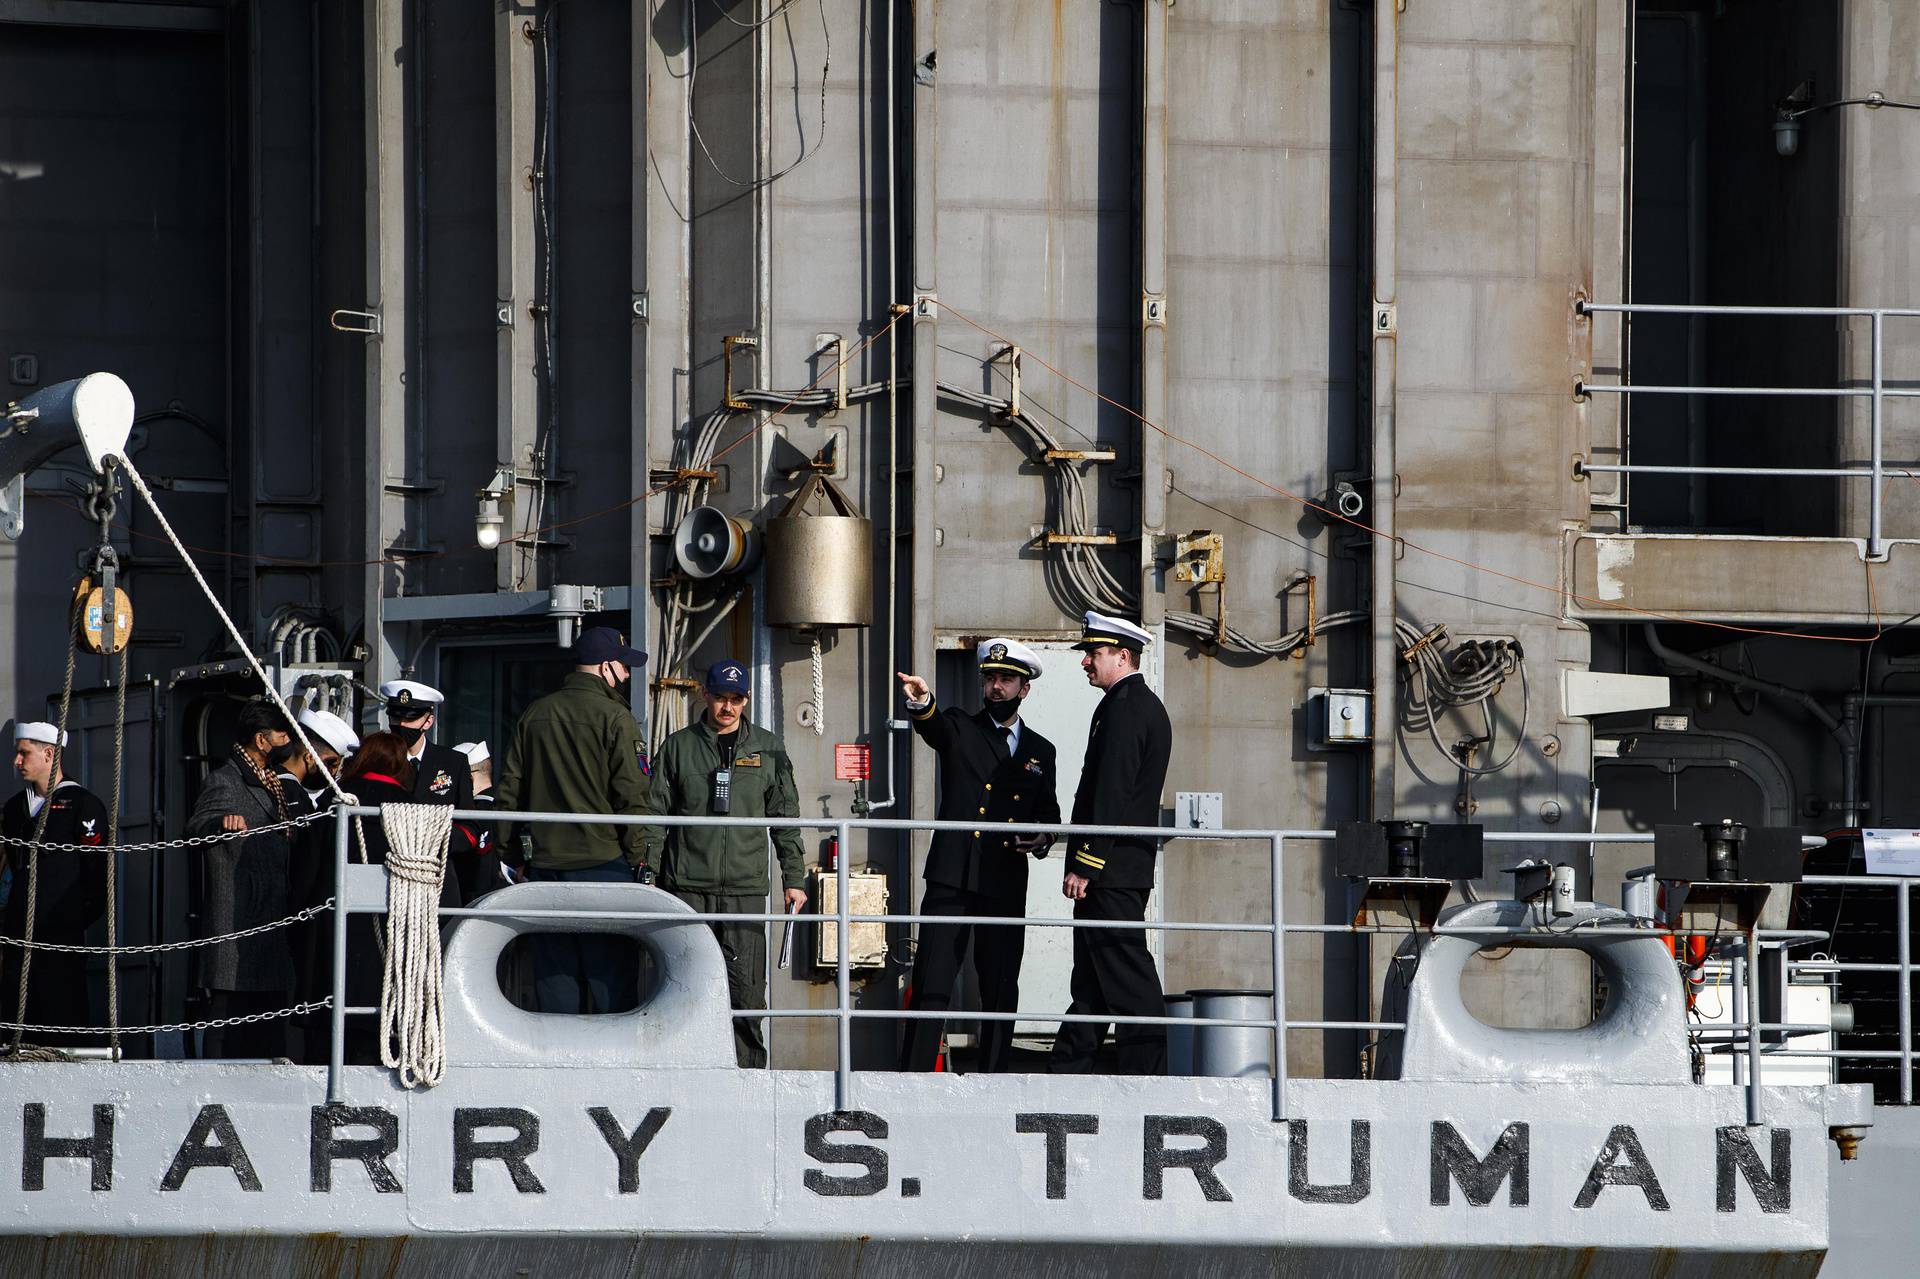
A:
[392, 723, 427, 747]
[266, 741, 299, 766]
[984, 695, 1021, 724]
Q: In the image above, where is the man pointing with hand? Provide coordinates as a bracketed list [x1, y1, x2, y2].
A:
[897, 639, 1060, 1072]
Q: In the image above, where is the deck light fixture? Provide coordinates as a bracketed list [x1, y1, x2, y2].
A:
[1775, 83, 1920, 157]
[475, 465, 515, 549]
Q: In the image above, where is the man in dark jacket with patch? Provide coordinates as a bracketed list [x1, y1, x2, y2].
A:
[0, 720, 109, 1048]
[896, 638, 1060, 1071]
[641, 659, 806, 1068]
[493, 627, 652, 1013]
[1050, 611, 1173, 1076]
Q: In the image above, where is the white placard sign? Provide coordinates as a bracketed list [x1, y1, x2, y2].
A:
[1861, 828, 1920, 875]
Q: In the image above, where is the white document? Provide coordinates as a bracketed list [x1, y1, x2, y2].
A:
[1861, 828, 1920, 875]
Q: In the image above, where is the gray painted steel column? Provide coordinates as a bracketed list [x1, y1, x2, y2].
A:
[363, 0, 408, 686]
[496, 5, 538, 591]
[1368, 0, 1398, 816]
[327, 806, 349, 1103]
[1745, 932, 1764, 1125]
[628, 0, 653, 729]
[1137, 0, 1168, 622]
[908, 0, 939, 837]
[835, 819, 852, 1108]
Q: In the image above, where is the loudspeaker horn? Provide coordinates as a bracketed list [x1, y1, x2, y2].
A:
[673, 505, 759, 579]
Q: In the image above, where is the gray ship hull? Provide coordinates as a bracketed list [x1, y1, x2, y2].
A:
[0, 1063, 1867, 1276]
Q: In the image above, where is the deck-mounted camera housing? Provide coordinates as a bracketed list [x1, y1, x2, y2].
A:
[1653, 818, 1802, 931]
[1336, 819, 1485, 928]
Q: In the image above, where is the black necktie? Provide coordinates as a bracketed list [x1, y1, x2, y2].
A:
[1002, 726, 1016, 757]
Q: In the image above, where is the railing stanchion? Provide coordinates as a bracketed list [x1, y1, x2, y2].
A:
[327, 805, 349, 1103]
[1270, 834, 1288, 1122]
[1871, 309, 1886, 559]
[835, 819, 853, 1111]
[1899, 880, 1913, 1105]
[1744, 930, 1765, 1126]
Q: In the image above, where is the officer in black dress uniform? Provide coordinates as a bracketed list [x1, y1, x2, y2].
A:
[379, 680, 491, 902]
[1049, 611, 1174, 1076]
[896, 639, 1060, 1072]
[1, 720, 109, 1047]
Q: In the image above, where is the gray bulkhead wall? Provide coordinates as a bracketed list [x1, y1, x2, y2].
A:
[1156, 2, 1368, 1077]
[757, 0, 904, 1066]
[1841, 0, 1920, 541]
[1382, 1, 1616, 1028]
[341, 0, 1630, 1067]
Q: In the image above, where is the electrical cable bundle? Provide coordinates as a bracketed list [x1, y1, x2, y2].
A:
[1396, 619, 1529, 775]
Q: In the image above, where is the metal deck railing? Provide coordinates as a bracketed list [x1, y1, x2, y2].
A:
[323, 809, 1914, 1124]
[1575, 300, 1920, 558]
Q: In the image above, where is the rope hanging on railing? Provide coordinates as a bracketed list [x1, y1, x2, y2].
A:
[377, 802, 453, 1089]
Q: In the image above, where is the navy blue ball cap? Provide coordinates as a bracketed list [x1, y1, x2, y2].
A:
[573, 626, 648, 667]
[705, 659, 750, 696]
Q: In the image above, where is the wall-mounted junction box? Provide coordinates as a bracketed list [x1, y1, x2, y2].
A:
[1308, 687, 1372, 749]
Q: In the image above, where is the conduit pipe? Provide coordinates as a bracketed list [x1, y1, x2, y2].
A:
[907, 1, 940, 848]
[1368, 0, 1399, 816]
[866, 0, 903, 814]
[1138, 0, 1168, 621]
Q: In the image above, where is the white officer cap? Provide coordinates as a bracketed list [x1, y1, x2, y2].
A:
[378, 679, 443, 717]
[296, 708, 360, 757]
[454, 740, 490, 767]
[976, 637, 1043, 680]
[1073, 610, 1152, 652]
[12, 721, 67, 748]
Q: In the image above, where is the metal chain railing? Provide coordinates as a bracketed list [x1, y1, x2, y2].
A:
[0, 809, 324, 853]
[0, 899, 336, 955]
[0, 998, 331, 1039]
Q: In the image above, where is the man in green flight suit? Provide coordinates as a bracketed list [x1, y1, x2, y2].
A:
[492, 625, 652, 1014]
[642, 659, 807, 1067]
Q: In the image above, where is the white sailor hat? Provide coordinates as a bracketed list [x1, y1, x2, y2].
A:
[296, 708, 360, 757]
[11, 721, 67, 748]
[453, 740, 490, 767]
[976, 637, 1043, 680]
[378, 680, 443, 717]
[1073, 610, 1152, 652]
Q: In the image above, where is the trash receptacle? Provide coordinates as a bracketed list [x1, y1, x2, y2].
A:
[1190, 989, 1273, 1079]
[1165, 994, 1195, 1075]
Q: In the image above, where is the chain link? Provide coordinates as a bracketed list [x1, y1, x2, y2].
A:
[0, 998, 331, 1040]
[0, 898, 337, 955]
[0, 808, 326, 853]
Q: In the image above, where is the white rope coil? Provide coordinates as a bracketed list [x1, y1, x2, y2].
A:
[377, 803, 453, 1089]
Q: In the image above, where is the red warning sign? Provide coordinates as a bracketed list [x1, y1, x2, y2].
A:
[834, 743, 871, 781]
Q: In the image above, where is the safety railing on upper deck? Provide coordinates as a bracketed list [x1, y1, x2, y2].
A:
[1574, 300, 1920, 559]
[323, 808, 1915, 1125]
